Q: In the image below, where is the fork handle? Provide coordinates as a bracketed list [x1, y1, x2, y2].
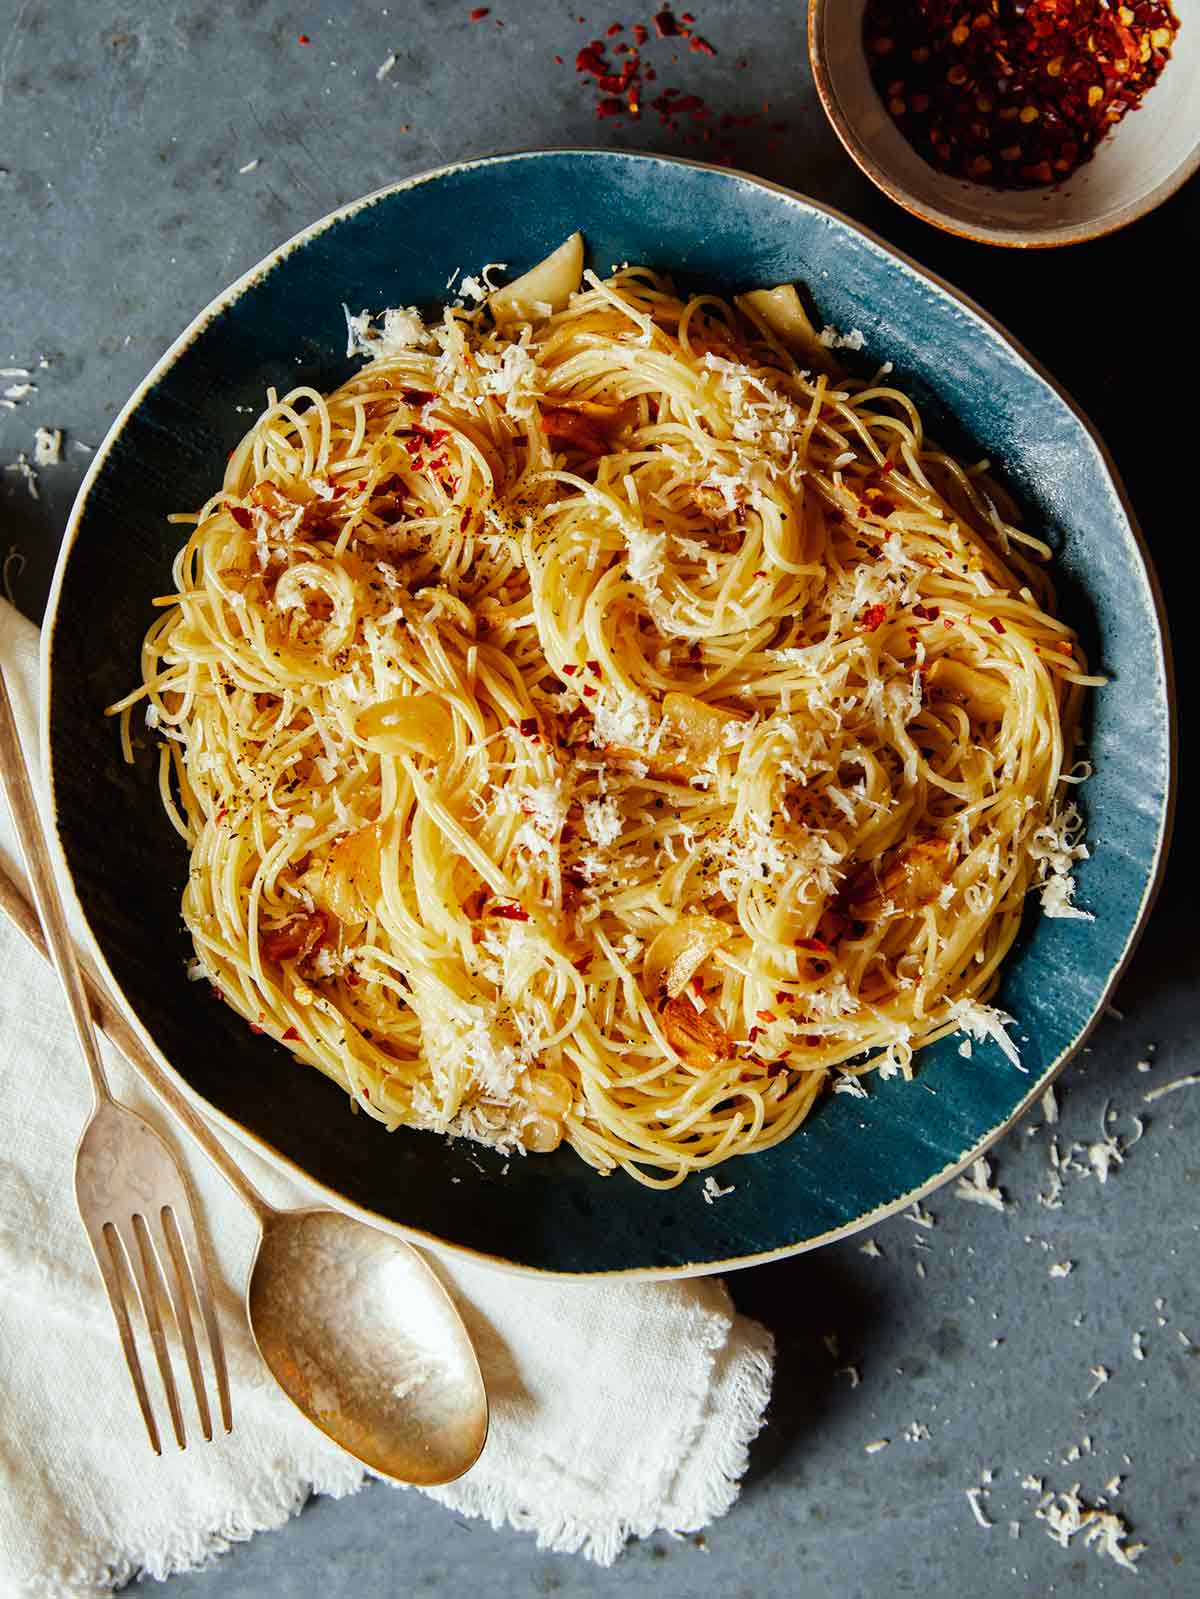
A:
[0, 661, 112, 1108]
[0, 827, 277, 1225]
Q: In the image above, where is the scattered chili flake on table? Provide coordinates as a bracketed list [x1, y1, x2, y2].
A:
[469, 6, 490, 19]
[863, 0, 1181, 188]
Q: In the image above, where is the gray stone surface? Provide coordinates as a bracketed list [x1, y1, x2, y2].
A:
[1, 1, 1196, 1594]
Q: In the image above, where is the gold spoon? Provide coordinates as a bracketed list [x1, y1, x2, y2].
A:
[0, 775, 488, 1487]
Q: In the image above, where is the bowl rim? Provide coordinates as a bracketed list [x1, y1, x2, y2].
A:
[808, 0, 1200, 249]
[41, 148, 1178, 1278]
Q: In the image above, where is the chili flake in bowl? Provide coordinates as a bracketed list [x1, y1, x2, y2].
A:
[810, 0, 1200, 246]
[865, 0, 1180, 189]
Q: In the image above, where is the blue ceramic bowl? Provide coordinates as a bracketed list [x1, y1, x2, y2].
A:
[45, 151, 1174, 1277]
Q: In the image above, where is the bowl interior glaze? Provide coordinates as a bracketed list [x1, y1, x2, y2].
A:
[46, 152, 1172, 1275]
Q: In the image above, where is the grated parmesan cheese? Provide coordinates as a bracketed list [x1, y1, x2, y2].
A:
[583, 795, 622, 848]
[818, 324, 866, 351]
[965, 1487, 994, 1529]
[955, 1156, 1009, 1212]
[4, 452, 38, 499]
[1143, 1072, 1200, 1103]
[1032, 1482, 1146, 1572]
[1027, 804, 1093, 921]
[949, 997, 1024, 1071]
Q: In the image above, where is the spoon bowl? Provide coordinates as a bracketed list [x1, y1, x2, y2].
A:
[248, 1209, 488, 1485]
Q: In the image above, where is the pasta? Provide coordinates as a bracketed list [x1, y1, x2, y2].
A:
[111, 243, 1098, 1187]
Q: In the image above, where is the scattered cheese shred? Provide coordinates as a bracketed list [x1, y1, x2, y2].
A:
[33, 425, 61, 466]
[1032, 1482, 1146, 1572]
[954, 1156, 1009, 1212]
[701, 1175, 734, 1204]
[965, 1487, 994, 1529]
[1143, 1073, 1200, 1104]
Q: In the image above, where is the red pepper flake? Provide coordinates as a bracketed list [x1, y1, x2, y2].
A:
[213, 806, 227, 824]
[469, 6, 490, 19]
[297, 33, 311, 45]
[632, 22, 648, 44]
[864, 0, 1180, 191]
[1056, 640, 1074, 655]
[209, 986, 224, 1002]
[861, 603, 888, 633]
[689, 34, 716, 55]
[282, 1026, 300, 1041]
[748, 1026, 760, 1044]
[561, 662, 579, 675]
[753, 569, 767, 579]
[576, 42, 607, 75]
[575, 954, 593, 973]
[797, 936, 830, 953]
[518, 716, 540, 738]
[582, 684, 597, 697]
[554, 52, 564, 63]
[912, 604, 940, 621]
[756, 1009, 778, 1023]
[401, 387, 435, 406]
[803, 1034, 823, 1049]
[606, 21, 622, 36]
[988, 616, 1007, 634]
[586, 659, 602, 677]
[654, 6, 679, 36]
[494, 901, 530, 921]
[775, 990, 790, 1005]
[250, 1023, 265, 1035]
[230, 505, 252, 530]
[596, 95, 625, 117]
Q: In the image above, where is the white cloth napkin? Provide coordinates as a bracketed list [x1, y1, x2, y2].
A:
[0, 599, 774, 1598]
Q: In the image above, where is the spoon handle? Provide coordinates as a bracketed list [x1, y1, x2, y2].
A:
[0, 848, 275, 1226]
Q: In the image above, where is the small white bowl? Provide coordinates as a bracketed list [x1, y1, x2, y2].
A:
[810, 0, 1200, 247]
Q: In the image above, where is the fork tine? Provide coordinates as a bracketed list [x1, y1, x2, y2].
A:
[164, 1201, 233, 1434]
[94, 1222, 162, 1456]
[122, 1214, 187, 1450]
[147, 1206, 213, 1441]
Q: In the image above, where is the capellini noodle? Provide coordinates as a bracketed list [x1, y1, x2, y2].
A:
[110, 238, 1096, 1187]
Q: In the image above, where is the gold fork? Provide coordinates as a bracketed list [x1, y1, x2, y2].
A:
[0, 662, 232, 1453]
